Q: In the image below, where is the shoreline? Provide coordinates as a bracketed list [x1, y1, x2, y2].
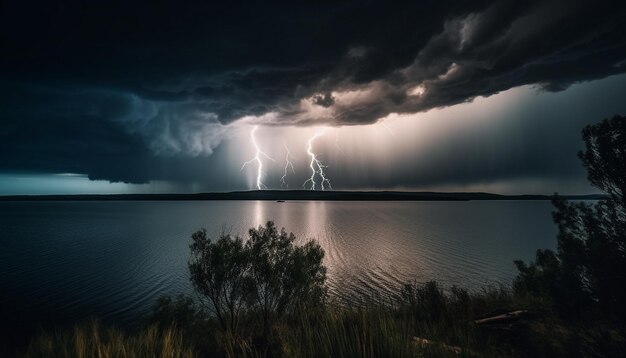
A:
[0, 190, 605, 202]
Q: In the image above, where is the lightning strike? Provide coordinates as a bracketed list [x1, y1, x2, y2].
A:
[241, 125, 274, 190]
[280, 143, 296, 188]
[303, 129, 332, 191]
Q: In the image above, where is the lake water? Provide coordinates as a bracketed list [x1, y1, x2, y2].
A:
[0, 200, 557, 331]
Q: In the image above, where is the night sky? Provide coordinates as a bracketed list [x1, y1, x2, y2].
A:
[2, 0, 626, 194]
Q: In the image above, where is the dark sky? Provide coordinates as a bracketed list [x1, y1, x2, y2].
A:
[1, 0, 626, 194]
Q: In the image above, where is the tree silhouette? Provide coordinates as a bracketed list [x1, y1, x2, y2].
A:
[514, 115, 626, 322]
[246, 222, 327, 337]
[579, 115, 626, 204]
[189, 230, 250, 332]
[188, 221, 326, 336]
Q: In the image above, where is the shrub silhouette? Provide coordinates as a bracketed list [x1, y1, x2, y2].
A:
[514, 115, 626, 322]
[189, 229, 250, 332]
[246, 221, 327, 337]
[189, 221, 327, 336]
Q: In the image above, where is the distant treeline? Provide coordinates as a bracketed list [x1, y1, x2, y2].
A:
[0, 190, 607, 201]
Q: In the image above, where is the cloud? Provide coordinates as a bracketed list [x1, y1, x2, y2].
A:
[311, 93, 336, 107]
[1, 0, 626, 184]
[8, 1, 624, 126]
[307, 0, 626, 125]
[112, 95, 229, 156]
[0, 85, 231, 183]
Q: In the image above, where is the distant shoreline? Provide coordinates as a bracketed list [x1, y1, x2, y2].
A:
[0, 190, 606, 201]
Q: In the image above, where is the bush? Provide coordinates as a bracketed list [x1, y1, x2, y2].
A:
[189, 230, 250, 333]
[189, 221, 327, 338]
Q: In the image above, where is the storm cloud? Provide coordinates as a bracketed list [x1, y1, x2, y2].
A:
[1, 0, 626, 185]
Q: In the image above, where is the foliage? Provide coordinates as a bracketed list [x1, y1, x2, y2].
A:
[189, 221, 327, 337]
[578, 115, 626, 203]
[189, 229, 250, 332]
[514, 115, 626, 323]
[246, 221, 327, 336]
[150, 295, 209, 331]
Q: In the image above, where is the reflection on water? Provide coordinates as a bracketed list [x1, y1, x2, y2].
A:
[254, 199, 264, 226]
[0, 200, 557, 328]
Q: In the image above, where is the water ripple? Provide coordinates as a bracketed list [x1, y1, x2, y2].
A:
[0, 200, 556, 328]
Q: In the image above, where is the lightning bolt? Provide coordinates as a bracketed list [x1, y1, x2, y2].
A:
[241, 125, 274, 190]
[303, 129, 332, 191]
[280, 143, 296, 188]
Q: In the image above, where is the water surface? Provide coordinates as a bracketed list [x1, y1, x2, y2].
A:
[0, 200, 557, 329]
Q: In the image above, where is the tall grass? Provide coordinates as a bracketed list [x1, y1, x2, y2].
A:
[24, 320, 196, 358]
[19, 281, 623, 357]
[279, 306, 425, 358]
[21, 283, 513, 358]
[220, 306, 491, 357]
[220, 282, 516, 357]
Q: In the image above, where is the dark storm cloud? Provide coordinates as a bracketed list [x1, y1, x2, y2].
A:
[312, 93, 336, 108]
[0, 84, 227, 183]
[1, 0, 625, 184]
[318, 0, 626, 125]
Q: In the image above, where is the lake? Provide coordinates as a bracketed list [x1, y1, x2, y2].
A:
[0, 200, 557, 331]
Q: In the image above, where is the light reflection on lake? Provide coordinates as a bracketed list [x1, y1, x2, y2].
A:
[0, 200, 557, 329]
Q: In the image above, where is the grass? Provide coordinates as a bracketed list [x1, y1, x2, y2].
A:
[207, 306, 465, 358]
[23, 321, 196, 358]
[18, 282, 626, 357]
[278, 306, 456, 358]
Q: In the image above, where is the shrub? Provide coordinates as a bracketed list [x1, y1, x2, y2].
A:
[189, 230, 250, 333]
[188, 221, 327, 338]
[246, 221, 327, 337]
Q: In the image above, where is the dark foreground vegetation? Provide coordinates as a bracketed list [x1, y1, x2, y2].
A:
[17, 116, 626, 357]
[21, 280, 625, 357]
